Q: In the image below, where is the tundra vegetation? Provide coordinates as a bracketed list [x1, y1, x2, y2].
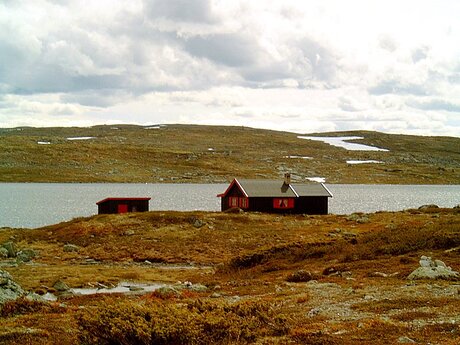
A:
[0, 206, 459, 344]
[0, 124, 459, 184]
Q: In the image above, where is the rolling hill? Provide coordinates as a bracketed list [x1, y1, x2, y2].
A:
[0, 124, 458, 184]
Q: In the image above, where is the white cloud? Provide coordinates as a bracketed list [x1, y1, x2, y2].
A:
[0, 0, 459, 137]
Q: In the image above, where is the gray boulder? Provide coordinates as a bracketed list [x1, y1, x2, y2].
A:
[408, 256, 459, 281]
[53, 279, 70, 292]
[17, 249, 37, 262]
[63, 244, 80, 252]
[0, 269, 25, 306]
[2, 242, 17, 258]
[0, 247, 8, 259]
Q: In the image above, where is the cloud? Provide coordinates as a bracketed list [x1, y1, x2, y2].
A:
[0, 0, 459, 137]
[407, 98, 460, 112]
[143, 0, 217, 24]
[182, 33, 259, 68]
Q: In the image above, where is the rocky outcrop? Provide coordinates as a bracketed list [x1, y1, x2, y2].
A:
[407, 256, 459, 281]
[0, 270, 25, 306]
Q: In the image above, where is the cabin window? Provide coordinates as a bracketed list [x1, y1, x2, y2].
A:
[229, 197, 239, 208]
[273, 198, 294, 209]
[239, 197, 249, 209]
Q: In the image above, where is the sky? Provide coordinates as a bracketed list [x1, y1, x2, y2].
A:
[1, 0, 459, 136]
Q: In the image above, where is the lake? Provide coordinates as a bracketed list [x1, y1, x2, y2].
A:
[0, 183, 458, 228]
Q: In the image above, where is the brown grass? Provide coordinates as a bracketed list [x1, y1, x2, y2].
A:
[1, 208, 459, 344]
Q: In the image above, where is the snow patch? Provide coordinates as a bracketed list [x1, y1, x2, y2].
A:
[346, 160, 383, 164]
[144, 125, 166, 129]
[284, 155, 313, 159]
[298, 136, 389, 151]
[37, 141, 51, 145]
[306, 177, 326, 183]
[66, 137, 95, 140]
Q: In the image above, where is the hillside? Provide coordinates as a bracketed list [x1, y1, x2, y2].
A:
[0, 208, 459, 344]
[0, 124, 459, 184]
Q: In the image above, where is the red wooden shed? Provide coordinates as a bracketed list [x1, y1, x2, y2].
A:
[96, 197, 151, 214]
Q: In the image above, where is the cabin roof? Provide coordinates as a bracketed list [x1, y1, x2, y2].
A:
[219, 179, 332, 198]
[96, 197, 151, 205]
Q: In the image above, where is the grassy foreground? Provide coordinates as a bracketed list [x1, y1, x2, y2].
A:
[0, 207, 459, 344]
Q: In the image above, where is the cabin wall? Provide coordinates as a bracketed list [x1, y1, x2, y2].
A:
[221, 184, 246, 211]
[222, 196, 328, 214]
[295, 196, 328, 215]
[98, 200, 149, 214]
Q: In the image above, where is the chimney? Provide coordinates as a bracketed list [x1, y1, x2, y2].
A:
[284, 173, 291, 185]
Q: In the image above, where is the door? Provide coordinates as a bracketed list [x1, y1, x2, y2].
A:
[117, 204, 128, 213]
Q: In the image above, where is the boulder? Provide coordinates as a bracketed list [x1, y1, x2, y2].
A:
[408, 256, 459, 281]
[0, 247, 8, 259]
[53, 280, 70, 292]
[17, 249, 37, 262]
[2, 242, 17, 258]
[0, 270, 25, 306]
[63, 244, 80, 252]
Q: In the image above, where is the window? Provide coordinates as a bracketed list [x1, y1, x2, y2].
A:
[229, 197, 239, 208]
[228, 197, 249, 209]
[273, 198, 294, 209]
[239, 197, 249, 209]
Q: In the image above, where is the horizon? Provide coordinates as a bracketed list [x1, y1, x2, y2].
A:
[1, 1, 459, 137]
[1, 122, 460, 139]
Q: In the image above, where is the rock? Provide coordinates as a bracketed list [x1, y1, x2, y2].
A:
[408, 256, 459, 281]
[398, 336, 416, 343]
[224, 207, 244, 213]
[193, 219, 204, 228]
[17, 249, 37, 262]
[53, 280, 70, 292]
[123, 230, 135, 236]
[0, 247, 8, 259]
[154, 286, 181, 298]
[0, 269, 25, 306]
[187, 283, 208, 292]
[63, 244, 80, 252]
[286, 270, 315, 282]
[2, 242, 17, 258]
[346, 214, 369, 223]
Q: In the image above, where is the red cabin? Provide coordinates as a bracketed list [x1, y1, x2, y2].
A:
[96, 197, 151, 214]
[218, 174, 332, 214]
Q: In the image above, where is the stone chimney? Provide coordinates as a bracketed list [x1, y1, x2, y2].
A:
[284, 173, 291, 185]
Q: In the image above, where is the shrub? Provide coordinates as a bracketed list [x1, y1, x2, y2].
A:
[1, 297, 65, 317]
[77, 298, 287, 345]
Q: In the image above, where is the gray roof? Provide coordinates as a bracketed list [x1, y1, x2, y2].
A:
[236, 179, 332, 198]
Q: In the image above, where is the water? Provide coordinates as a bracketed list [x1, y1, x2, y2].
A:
[0, 183, 458, 228]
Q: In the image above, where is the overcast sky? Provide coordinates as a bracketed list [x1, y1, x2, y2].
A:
[1, 0, 459, 136]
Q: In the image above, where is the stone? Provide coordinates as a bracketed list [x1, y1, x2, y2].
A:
[398, 336, 416, 343]
[0, 269, 25, 306]
[0, 247, 8, 259]
[193, 219, 204, 228]
[154, 286, 180, 298]
[187, 283, 208, 292]
[408, 256, 459, 281]
[53, 280, 70, 292]
[63, 244, 80, 252]
[17, 249, 37, 262]
[286, 270, 315, 282]
[123, 230, 135, 236]
[2, 242, 17, 258]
